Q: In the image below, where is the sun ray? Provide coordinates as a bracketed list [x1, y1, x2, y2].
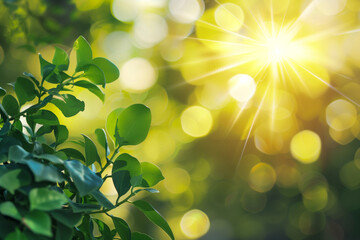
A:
[290, 59, 360, 107]
[233, 82, 271, 176]
[196, 19, 259, 43]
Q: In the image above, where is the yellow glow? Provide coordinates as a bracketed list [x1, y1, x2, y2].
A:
[249, 163, 277, 192]
[290, 130, 321, 164]
[215, 3, 244, 32]
[181, 106, 213, 137]
[229, 74, 256, 103]
[164, 167, 191, 194]
[120, 58, 157, 92]
[326, 99, 357, 131]
[180, 209, 210, 239]
[302, 185, 328, 211]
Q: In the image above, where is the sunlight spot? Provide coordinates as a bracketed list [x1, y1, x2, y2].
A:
[229, 74, 256, 103]
[180, 209, 210, 239]
[169, 0, 204, 24]
[326, 99, 357, 131]
[133, 13, 168, 48]
[164, 167, 191, 194]
[120, 58, 157, 92]
[290, 130, 321, 164]
[249, 163, 277, 193]
[181, 106, 213, 137]
[315, 0, 347, 15]
[215, 3, 244, 32]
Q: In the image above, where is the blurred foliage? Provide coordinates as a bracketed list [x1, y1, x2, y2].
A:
[1, 0, 360, 239]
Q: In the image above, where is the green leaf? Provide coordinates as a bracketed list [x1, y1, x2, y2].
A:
[39, 54, 56, 80]
[55, 221, 73, 240]
[82, 64, 105, 86]
[132, 200, 174, 240]
[91, 190, 115, 209]
[133, 188, 160, 195]
[106, 107, 124, 145]
[95, 128, 110, 156]
[0, 120, 11, 136]
[0, 202, 22, 220]
[8, 145, 30, 163]
[54, 125, 69, 145]
[116, 104, 151, 145]
[23, 72, 40, 88]
[0, 168, 31, 194]
[15, 77, 36, 106]
[4, 228, 28, 240]
[34, 154, 64, 165]
[0, 214, 16, 237]
[59, 148, 85, 162]
[73, 80, 105, 102]
[111, 216, 131, 240]
[141, 162, 164, 187]
[92, 57, 119, 84]
[23, 210, 52, 237]
[74, 36, 93, 71]
[2, 95, 19, 116]
[50, 209, 82, 228]
[93, 219, 115, 240]
[52, 47, 69, 71]
[82, 134, 101, 166]
[51, 94, 85, 117]
[36, 125, 53, 136]
[112, 153, 142, 197]
[68, 201, 101, 213]
[30, 110, 59, 125]
[0, 87, 7, 96]
[29, 188, 68, 211]
[64, 160, 103, 197]
[25, 160, 65, 183]
[77, 214, 95, 240]
[132, 232, 154, 240]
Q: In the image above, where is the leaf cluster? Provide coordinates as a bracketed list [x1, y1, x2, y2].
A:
[0, 36, 173, 240]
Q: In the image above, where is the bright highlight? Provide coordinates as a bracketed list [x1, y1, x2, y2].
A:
[291, 130, 322, 164]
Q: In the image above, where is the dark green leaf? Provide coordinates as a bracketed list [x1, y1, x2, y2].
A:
[82, 64, 105, 86]
[68, 201, 101, 213]
[0, 202, 22, 220]
[51, 94, 85, 117]
[106, 107, 124, 145]
[2, 95, 19, 116]
[23, 210, 52, 237]
[50, 209, 82, 228]
[91, 190, 115, 209]
[82, 134, 101, 166]
[93, 219, 115, 240]
[34, 154, 64, 165]
[0, 168, 31, 194]
[141, 162, 164, 187]
[23, 72, 40, 87]
[0, 215, 16, 237]
[64, 160, 103, 197]
[59, 148, 85, 161]
[0, 87, 6, 96]
[30, 110, 59, 125]
[29, 188, 67, 211]
[4, 228, 28, 240]
[0, 120, 11, 136]
[15, 77, 36, 106]
[112, 153, 142, 197]
[73, 80, 105, 102]
[54, 125, 69, 145]
[13, 119, 22, 132]
[74, 36, 93, 71]
[95, 128, 110, 156]
[39, 54, 56, 80]
[55, 221, 73, 240]
[111, 216, 131, 240]
[132, 232, 154, 240]
[132, 200, 174, 240]
[77, 214, 95, 240]
[53, 47, 69, 71]
[25, 160, 65, 183]
[92, 57, 119, 84]
[116, 104, 151, 145]
[36, 125, 53, 136]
